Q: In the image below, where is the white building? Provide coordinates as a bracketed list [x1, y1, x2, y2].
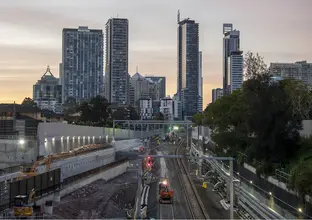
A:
[198, 51, 203, 112]
[172, 94, 182, 120]
[270, 61, 312, 87]
[228, 51, 243, 93]
[160, 97, 174, 121]
[223, 23, 240, 95]
[212, 88, 223, 103]
[139, 98, 153, 120]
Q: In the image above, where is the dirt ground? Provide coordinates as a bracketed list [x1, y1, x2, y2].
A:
[52, 172, 138, 219]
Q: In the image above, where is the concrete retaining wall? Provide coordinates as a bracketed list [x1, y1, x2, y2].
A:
[36, 161, 130, 206]
[114, 139, 143, 152]
[0, 122, 162, 169]
[37, 123, 162, 156]
[0, 140, 38, 169]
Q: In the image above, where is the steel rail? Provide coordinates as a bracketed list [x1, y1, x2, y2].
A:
[175, 139, 209, 219]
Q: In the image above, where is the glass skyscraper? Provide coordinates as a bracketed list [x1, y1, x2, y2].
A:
[104, 18, 129, 104]
[223, 24, 240, 94]
[177, 14, 199, 117]
[62, 26, 104, 104]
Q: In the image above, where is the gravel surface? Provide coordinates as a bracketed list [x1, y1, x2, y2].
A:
[52, 172, 138, 219]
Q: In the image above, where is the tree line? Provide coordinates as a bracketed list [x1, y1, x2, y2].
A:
[21, 96, 165, 127]
[193, 52, 312, 198]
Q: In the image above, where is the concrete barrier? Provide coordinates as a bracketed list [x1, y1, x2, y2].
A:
[114, 139, 143, 152]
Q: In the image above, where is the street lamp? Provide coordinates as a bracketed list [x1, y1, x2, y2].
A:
[19, 139, 25, 145]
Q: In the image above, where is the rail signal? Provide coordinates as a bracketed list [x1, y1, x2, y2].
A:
[147, 156, 152, 167]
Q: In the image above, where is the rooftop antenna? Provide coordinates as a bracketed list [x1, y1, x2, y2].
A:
[43, 65, 54, 77]
[136, 65, 139, 73]
[117, 13, 119, 18]
[177, 10, 180, 23]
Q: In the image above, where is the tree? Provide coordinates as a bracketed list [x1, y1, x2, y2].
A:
[244, 51, 269, 80]
[289, 136, 312, 203]
[77, 96, 110, 126]
[21, 97, 37, 107]
[128, 106, 139, 120]
[283, 79, 312, 120]
[203, 90, 249, 157]
[198, 52, 304, 176]
[242, 74, 301, 168]
[153, 112, 164, 120]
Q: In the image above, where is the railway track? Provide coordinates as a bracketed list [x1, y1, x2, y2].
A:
[175, 139, 209, 219]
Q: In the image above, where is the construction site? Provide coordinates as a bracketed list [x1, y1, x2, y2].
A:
[50, 172, 138, 219]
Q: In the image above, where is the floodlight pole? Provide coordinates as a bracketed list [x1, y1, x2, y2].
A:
[230, 159, 234, 220]
[136, 158, 143, 219]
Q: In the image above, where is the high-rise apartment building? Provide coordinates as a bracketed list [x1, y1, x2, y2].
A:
[33, 66, 62, 113]
[198, 51, 203, 112]
[177, 12, 199, 117]
[104, 18, 129, 104]
[228, 51, 243, 92]
[270, 61, 312, 87]
[212, 88, 223, 103]
[62, 26, 104, 104]
[223, 24, 240, 94]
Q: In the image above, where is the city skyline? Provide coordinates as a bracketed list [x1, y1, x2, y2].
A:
[0, 0, 311, 108]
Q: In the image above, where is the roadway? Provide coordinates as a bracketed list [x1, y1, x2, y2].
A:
[146, 140, 228, 219]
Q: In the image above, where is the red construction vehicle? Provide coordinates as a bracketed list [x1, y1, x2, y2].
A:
[159, 179, 174, 204]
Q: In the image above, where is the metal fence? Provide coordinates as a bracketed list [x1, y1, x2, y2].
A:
[0, 169, 61, 212]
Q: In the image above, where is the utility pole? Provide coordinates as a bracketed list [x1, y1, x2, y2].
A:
[128, 120, 130, 139]
[230, 159, 234, 220]
[113, 120, 116, 142]
[136, 159, 143, 219]
[186, 123, 189, 150]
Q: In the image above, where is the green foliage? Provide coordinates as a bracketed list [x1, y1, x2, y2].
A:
[73, 96, 139, 127]
[21, 97, 37, 107]
[197, 51, 312, 196]
[153, 112, 164, 120]
[128, 106, 140, 120]
[244, 51, 269, 80]
[77, 95, 110, 126]
[289, 136, 312, 195]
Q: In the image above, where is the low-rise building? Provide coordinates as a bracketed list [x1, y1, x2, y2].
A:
[160, 97, 174, 121]
[0, 103, 42, 139]
[139, 98, 153, 120]
[270, 61, 312, 87]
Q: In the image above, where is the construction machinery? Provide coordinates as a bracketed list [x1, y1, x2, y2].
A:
[19, 156, 52, 179]
[13, 188, 43, 218]
[159, 179, 174, 204]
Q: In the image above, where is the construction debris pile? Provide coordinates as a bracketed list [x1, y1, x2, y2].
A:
[51, 172, 137, 219]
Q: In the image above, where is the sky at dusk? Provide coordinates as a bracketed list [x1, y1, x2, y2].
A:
[0, 0, 311, 108]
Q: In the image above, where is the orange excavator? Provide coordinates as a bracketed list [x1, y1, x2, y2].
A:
[19, 156, 52, 179]
[159, 179, 174, 204]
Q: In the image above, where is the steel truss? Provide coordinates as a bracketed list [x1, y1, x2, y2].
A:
[112, 120, 195, 140]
